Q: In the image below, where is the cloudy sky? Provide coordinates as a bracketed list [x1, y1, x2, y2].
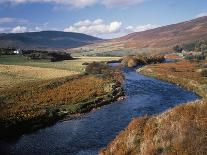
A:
[0, 0, 207, 38]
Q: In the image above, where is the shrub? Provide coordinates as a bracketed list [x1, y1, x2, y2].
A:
[85, 62, 124, 83]
[127, 58, 138, 67]
[24, 50, 73, 62]
[121, 55, 165, 68]
[85, 62, 111, 75]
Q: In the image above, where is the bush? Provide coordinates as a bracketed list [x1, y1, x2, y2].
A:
[85, 62, 111, 75]
[24, 51, 73, 62]
[121, 55, 165, 68]
[127, 58, 138, 67]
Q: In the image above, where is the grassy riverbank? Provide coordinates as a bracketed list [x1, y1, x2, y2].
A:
[100, 60, 207, 155]
[0, 57, 123, 138]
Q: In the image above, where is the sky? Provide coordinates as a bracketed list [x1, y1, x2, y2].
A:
[0, 0, 207, 38]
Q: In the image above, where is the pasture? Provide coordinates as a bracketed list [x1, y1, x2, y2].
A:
[0, 55, 121, 90]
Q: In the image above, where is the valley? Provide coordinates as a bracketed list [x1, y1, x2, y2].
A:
[0, 13, 207, 155]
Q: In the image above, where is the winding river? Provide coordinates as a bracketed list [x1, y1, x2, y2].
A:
[0, 63, 199, 155]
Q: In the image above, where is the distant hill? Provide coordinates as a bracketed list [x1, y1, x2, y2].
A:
[76, 16, 207, 56]
[117, 16, 207, 49]
[0, 31, 101, 50]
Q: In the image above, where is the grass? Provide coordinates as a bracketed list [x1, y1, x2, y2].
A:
[0, 75, 109, 119]
[100, 60, 207, 155]
[0, 55, 121, 90]
[0, 55, 121, 72]
[139, 60, 207, 97]
[0, 59, 124, 137]
[0, 64, 78, 91]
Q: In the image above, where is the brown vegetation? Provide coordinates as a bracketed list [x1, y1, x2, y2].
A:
[0, 62, 124, 137]
[100, 60, 207, 155]
[121, 55, 165, 68]
[79, 16, 207, 55]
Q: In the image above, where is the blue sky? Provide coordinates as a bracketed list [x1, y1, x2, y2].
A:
[0, 0, 207, 38]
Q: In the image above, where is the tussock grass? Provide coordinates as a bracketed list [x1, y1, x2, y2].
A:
[0, 64, 78, 90]
[100, 60, 207, 155]
[0, 60, 124, 137]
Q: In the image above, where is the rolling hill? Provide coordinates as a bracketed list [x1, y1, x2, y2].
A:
[0, 31, 101, 50]
[117, 16, 207, 49]
[75, 16, 207, 56]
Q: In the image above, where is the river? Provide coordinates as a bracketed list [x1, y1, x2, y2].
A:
[0, 63, 199, 155]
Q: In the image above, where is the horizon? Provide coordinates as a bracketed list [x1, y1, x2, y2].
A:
[0, 0, 207, 39]
[1, 16, 206, 40]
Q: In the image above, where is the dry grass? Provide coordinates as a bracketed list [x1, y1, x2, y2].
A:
[0, 64, 78, 91]
[101, 99, 207, 155]
[0, 60, 124, 135]
[139, 60, 207, 97]
[100, 60, 207, 155]
[0, 56, 121, 90]
[0, 55, 121, 73]
[0, 75, 109, 119]
[0, 74, 116, 133]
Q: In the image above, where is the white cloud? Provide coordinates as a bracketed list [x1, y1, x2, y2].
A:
[196, 12, 207, 18]
[0, 0, 147, 8]
[134, 24, 159, 32]
[125, 24, 159, 33]
[11, 26, 27, 33]
[64, 19, 159, 38]
[64, 19, 122, 35]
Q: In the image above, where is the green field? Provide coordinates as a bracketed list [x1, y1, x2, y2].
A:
[0, 55, 121, 72]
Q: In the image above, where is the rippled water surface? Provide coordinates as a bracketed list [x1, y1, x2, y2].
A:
[0, 64, 199, 155]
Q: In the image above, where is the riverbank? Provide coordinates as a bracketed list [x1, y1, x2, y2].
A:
[100, 60, 207, 155]
[0, 62, 124, 139]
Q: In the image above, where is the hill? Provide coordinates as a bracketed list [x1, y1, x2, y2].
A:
[0, 31, 101, 50]
[75, 16, 207, 56]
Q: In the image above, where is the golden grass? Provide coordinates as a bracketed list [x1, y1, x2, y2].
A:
[0, 55, 122, 72]
[0, 64, 78, 91]
[0, 56, 121, 90]
[0, 60, 124, 135]
[0, 75, 113, 129]
[139, 60, 207, 97]
[100, 60, 207, 155]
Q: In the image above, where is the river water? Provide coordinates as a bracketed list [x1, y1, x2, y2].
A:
[0, 64, 199, 155]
